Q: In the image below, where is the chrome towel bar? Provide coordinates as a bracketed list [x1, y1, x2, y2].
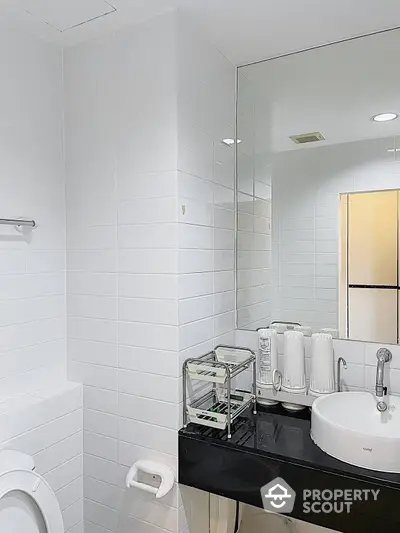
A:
[0, 218, 36, 228]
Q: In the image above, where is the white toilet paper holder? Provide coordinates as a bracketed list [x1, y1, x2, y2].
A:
[125, 460, 175, 499]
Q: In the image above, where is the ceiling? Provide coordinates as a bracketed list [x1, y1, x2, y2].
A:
[1, 0, 400, 65]
[15, 0, 116, 32]
[241, 27, 400, 152]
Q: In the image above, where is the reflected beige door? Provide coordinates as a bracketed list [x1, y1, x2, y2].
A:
[339, 195, 348, 338]
[342, 190, 399, 342]
[348, 191, 398, 286]
[349, 288, 397, 343]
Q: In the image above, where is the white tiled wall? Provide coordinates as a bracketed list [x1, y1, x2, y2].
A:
[0, 21, 66, 400]
[177, 19, 236, 533]
[271, 135, 400, 331]
[236, 71, 272, 330]
[65, 10, 235, 533]
[177, 18, 236, 353]
[0, 383, 84, 533]
[0, 23, 83, 530]
[65, 12, 179, 533]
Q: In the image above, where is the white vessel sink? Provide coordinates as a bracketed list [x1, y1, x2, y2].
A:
[311, 391, 400, 473]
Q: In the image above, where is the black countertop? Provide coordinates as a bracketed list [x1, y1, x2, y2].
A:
[179, 404, 400, 532]
[180, 404, 400, 489]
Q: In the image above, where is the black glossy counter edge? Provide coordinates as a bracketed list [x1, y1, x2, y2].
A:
[178, 406, 400, 533]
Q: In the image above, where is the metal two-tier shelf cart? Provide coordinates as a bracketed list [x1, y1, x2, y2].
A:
[182, 344, 257, 438]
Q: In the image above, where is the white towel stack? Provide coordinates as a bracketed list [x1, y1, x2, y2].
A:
[309, 333, 335, 397]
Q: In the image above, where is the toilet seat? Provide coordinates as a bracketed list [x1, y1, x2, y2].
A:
[0, 469, 64, 532]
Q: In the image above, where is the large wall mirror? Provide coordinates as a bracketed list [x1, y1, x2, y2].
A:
[236, 27, 400, 344]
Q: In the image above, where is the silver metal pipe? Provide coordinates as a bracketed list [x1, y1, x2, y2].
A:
[376, 348, 392, 397]
[227, 372, 232, 439]
[252, 358, 257, 414]
[214, 344, 256, 357]
[0, 218, 36, 228]
[376, 359, 385, 397]
[182, 361, 188, 428]
[337, 357, 347, 392]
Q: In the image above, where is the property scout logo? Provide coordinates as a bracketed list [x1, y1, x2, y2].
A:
[261, 478, 296, 513]
[261, 478, 380, 515]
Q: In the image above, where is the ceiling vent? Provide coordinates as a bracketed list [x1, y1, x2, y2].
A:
[290, 132, 325, 145]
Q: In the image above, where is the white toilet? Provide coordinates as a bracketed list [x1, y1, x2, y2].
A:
[0, 450, 64, 532]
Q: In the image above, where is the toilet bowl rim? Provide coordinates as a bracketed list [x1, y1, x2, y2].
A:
[0, 469, 64, 533]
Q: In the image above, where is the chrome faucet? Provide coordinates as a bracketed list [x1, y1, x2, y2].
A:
[337, 357, 347, 392]
[376, 348, 392, 411]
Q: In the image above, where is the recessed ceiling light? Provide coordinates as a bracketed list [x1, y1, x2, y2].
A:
[372, 112, 399, 122]
[222, 138, 242, 146]
[387, 148, 400, 152]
